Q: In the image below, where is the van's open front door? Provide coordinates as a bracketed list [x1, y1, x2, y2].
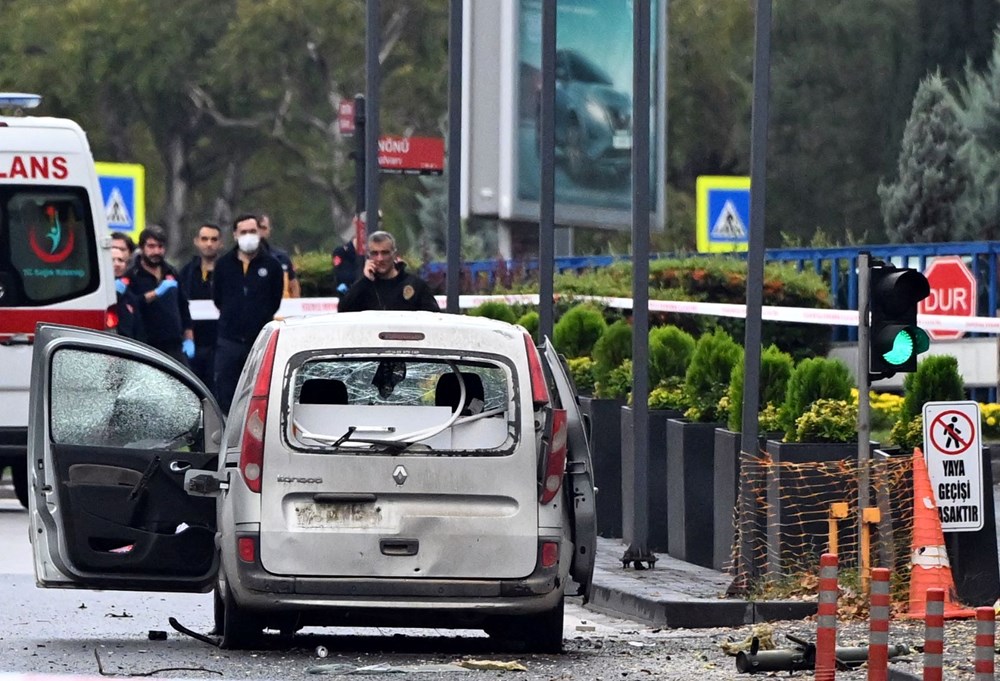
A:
[540, 338, 596, 600]
[28, 324, 223, 592]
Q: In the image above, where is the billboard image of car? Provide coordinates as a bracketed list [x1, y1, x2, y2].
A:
[514, 0, 664, 229]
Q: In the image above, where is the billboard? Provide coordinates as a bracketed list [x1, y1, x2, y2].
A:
[463, 0, 665, 231]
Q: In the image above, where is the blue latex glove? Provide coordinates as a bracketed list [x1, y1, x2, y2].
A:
[114, 279, 127, 295]
[154, 278, 178, 297]
[337, 282, 349, 294]
[182, 338, 195, 359]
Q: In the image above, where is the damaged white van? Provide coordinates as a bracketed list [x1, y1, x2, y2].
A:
[27, 312, 596, 652]
[0, 93, 117, 508]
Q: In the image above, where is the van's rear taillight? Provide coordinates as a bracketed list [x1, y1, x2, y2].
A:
[239, 330, 279, 494]
[539, 408, 568, 504]
[523, 334, 550, 408]
[104, 304, 119, 331]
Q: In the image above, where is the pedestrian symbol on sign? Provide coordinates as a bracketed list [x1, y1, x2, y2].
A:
[943, 416, 963, 450]
[710, 200, 746, 239]
[928, 409, 974, 456]
[105, 187, 132, 228]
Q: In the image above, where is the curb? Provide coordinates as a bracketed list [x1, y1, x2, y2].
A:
[587, 581, 817, 628]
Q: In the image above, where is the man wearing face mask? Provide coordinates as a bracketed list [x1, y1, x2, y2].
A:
[212, 214, 284, 413]
[124, 226, 194, 364]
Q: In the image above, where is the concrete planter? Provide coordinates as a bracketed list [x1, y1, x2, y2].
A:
[712, 429, 781, 570]
[621, 407, 682, 553]
[764, 439, 861, 575]
[579, 397, 625, 538]
[666, 419, 723, 568]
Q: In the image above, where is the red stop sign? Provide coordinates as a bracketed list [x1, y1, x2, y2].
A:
[919, 256, 975, 340]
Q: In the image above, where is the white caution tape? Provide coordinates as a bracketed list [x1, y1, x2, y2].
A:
[911, 544, 951, 569]
[186, 294, 1000, 334]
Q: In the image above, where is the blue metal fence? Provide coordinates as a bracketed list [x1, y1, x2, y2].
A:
[424, 241, 1000, 341]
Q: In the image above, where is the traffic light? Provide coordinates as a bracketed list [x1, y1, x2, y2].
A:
[869, 264, 931, 379]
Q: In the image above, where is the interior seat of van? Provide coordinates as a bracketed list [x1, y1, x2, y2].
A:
[299, 378, 349, 405]
[434, 372, 485, 416]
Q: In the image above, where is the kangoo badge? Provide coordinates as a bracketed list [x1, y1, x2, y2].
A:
[403, 284, 415, 300]
[258, 267, 268, 277]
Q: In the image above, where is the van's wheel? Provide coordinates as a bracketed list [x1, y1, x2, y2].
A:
[212, 585, 224, 637]
[11, 460, 28, 509]
[218, 581, 264, 650]
[520, 598, 564, 653]
[488, 599, 564, 653]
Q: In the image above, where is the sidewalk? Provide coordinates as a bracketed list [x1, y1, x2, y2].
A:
[585, 537, 816, 628]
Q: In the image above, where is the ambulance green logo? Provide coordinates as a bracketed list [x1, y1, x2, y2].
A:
[28, 204, 75, 263]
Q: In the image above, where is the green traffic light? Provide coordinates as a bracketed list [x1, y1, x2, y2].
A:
[882, 328, 915, 366]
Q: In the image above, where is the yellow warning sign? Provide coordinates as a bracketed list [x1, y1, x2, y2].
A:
[95, 162, 145, 238]
[696, 176, 750, 253]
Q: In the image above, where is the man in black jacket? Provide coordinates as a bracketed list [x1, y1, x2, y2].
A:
[124, 226, 194, 364]
[338, 231, 440, 313]
[179, 222, 222, 392]
[212, 214, 284, 413]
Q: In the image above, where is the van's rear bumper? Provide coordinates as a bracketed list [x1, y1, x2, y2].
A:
[228, 530, 563, 617]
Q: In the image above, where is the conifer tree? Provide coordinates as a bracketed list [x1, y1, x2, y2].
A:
[878, 72, 971, 243]
[953, 33, 1000, 240]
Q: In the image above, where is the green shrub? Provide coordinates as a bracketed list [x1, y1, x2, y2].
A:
[592, 319, 632, 385]
[648, 325, 696, 387]
[900, 355, 964, 422]
[789, 398, 858, 443]
[727, 344, 795, 432]
[517, 310, 540, 343]
[780, 357, 853, 439]
[553, 304, 607, 358]
[890, 414, 924, 451]
[552, 257, 832, 361]
[596, 359, 633, 399]
[682, 328, 743, 423]
[468, 301, 518, 324]
[566, 356, 596, 395]
[648, 380, 687, 411]
[294, 250, 336, 297]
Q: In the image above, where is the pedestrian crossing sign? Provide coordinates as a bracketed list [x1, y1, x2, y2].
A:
[696, 176, 750, 253]
[95, 162, 145, 237]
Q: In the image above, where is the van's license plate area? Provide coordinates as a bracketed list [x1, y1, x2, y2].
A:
[293, 502, 382, 529]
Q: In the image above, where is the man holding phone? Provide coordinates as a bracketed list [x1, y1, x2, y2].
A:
[338, 230, 440, 313]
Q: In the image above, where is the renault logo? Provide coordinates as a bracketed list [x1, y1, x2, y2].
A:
[392, 464, 408, 486]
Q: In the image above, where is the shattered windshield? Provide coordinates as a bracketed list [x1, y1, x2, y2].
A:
[50, 348, 201, 448]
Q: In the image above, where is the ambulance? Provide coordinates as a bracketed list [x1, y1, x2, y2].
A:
[0, 94, 117, 507]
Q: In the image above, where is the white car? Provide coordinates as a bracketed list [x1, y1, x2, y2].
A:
[27, 311, 596, 651]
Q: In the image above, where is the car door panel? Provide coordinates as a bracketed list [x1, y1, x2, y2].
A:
[541, 338, 596, 600]
[53, 444, 215, 576]
[29, 324, 222, 592]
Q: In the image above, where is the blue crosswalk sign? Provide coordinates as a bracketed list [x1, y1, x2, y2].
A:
[95, 162, 145, 237]
[696, 176, 750, 253]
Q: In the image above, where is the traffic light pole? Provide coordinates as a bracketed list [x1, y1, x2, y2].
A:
[857, 253, 872, 544]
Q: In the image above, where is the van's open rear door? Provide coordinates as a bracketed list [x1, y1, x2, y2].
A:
[540, 338, 596, 600]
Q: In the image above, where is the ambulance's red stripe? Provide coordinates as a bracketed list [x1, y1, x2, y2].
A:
[0, 309, 106, 335]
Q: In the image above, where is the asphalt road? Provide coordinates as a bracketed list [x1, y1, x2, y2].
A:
[0, 481, 712, 680]
[3, 477, 997, 680]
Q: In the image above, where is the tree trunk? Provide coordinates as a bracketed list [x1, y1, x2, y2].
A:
[161, 135, 189, 260]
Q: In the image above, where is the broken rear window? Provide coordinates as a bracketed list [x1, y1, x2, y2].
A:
[287, 356, 515, 455]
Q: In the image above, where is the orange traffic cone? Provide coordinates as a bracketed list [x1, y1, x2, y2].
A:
[905, 448, 976, 619]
